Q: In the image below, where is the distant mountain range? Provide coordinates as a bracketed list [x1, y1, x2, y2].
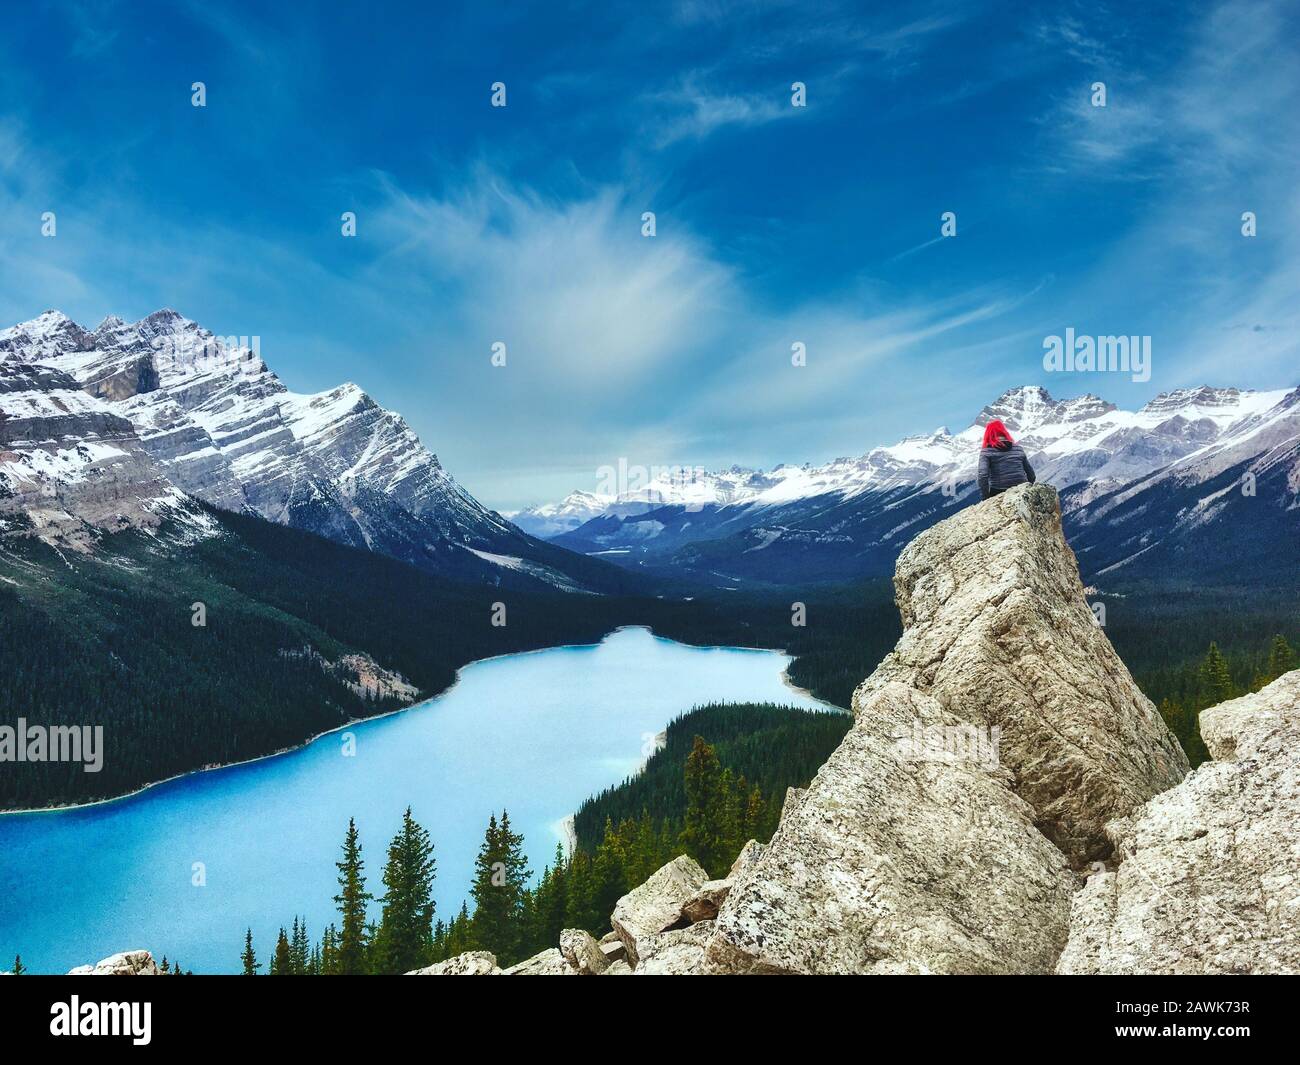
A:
[4, 308, 1294, 595]
[513, 383, 1299, 587]
[0, 310, 637, 595]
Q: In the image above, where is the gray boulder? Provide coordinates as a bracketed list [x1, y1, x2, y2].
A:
[598, 935, 627, 965]
[67, 950, 159, 976]
[855, 483, 1187, 866]
[502, 948, 575, 976]
[729, 839, 765, 878]
[634, 921, 715, 975]
[707, 683, 1076, 974]
[1058, 670, 1300, 974]
[611, 855, 708, 966]
[406, 951, 500, 975]
[559, 928, 610, 974]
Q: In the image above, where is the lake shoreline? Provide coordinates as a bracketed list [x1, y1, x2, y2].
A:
[1, 625, 827, 818]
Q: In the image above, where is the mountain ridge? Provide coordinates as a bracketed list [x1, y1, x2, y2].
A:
[0, 309, 639, 595]
[518, 382, 1298, 588]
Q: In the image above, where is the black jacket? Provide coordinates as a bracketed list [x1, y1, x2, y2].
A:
[978, 442, 1035, 499]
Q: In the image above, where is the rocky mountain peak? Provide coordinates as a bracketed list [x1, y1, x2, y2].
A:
[1053, 392, 1117, 421]
[1139, 385, 1244, 414]
[975, 384, 1057, 428]
[0, 307, 609, 591]
[0, 309, 93, 361]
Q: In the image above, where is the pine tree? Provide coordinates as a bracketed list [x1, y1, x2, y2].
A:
[240, 929, 260, 975]
[468, 810, 531, 964]
[290, 916, 310, 975]
[744, 784, 765, 842]
[592, 830, 627, 929]
[319, 924, 339, 975]
[562, 849, 601, 933]
[333, 817, 373, 975]
[371, 807, 438, 974]
[680, 736, 727, 875]
[630, 812, 658, 887]
[525, 843, 568, 954]
[12, 955, 25, 975]
[1266, 634, 1296, 681]
[444, 902, 472, 958]
[1198, 642, 1236, 707]
[270, 927, 292, 975]
[1159, 697, 1208, 767]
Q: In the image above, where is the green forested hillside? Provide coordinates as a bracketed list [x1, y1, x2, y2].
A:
[0, 508, 895, 809]
[572, 702, 850, 850]
[4, 496, 1293, 810]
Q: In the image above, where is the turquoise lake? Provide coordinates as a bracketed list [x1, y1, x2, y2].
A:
[0, 627, 835, 974]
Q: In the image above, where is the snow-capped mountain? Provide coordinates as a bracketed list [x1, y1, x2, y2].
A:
[509, 490, 616, 538]
[1067, 385, 1300, 581]
[0, 310, 636, 593]
[539, 384, 1297, 586]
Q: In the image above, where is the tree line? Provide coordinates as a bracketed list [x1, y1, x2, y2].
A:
[1155, 634, 1295, 766]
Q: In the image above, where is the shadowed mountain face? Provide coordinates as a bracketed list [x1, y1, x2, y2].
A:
[529, 384, 1299, 589]
[0, 310, 640, 594]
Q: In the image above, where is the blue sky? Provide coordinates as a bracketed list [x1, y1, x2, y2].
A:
[1, 0, 1297, 508]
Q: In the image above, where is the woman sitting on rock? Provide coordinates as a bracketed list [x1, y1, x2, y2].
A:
[977, 418, 1035, 499]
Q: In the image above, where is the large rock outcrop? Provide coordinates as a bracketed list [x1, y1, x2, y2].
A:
[703, 484, 1194, 974]
[706, 683, 1077, 974]
[855, 482, 1188, 865]
[1058, 670, 1300, 974]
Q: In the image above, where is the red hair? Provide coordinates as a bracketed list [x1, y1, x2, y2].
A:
[982, 419, 1014, 448]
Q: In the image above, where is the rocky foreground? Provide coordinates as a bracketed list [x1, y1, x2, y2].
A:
[72, 484, 1298, 976]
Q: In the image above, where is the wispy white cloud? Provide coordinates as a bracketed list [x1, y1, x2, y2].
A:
[644, 79, 795, 146]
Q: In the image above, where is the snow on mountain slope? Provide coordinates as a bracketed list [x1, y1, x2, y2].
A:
[1065, 387, 1300, 580]
[0, 361, 195, 547]
[540, 385, 1289, 527]
[509, 489, 616, 538]
[0, 310, 627, 592]
[544, 383, 1296, 586]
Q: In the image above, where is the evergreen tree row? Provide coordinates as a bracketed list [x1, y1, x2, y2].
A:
[240, 733, 789, 972]
[1155, 634, 1296, 766]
